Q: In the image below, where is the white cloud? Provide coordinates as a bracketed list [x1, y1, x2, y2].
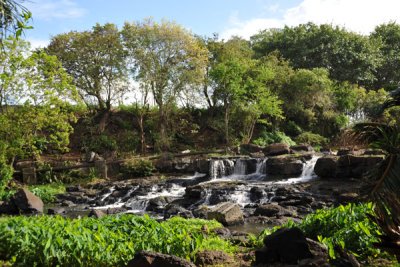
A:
[26, 0, 86, 20]
[221, 0, 400, 40]
[28, 38, 50, 50]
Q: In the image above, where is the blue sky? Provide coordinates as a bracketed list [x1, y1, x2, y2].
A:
[24, 0, 400, 48]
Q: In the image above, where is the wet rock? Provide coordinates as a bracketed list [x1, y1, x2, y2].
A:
[126, 250, 196, 267]
[244, 158, 259, 174]
[250, 187, 265, 202]
[253, 203, 296, 217]
[195, 159, 210, 174]
[207, 202, 244, 226]
[213, 227, 231, 238]
[208, 190, 230, 205]
[195, 250, 233, 266]
[337, 192, 359, 203]
[66, 185, 82, 192]
[147, 196, 172, 212]
[291, 144, 314, 153]
[88, 209, 106, 218]
[337, 148, 355, 156]
[363, 149, 385, 155]
[164, 204, 193, 219]
[336, 155, 385, 178]
[61, 200, 76, 207]
[12, 188, 43, 214]
[255, 227, 313, 264]
[47, 207, 66, 215]
[266, 157, 303, 176]
[193, 206, 209, 219]
[314, 156, 338, 178]
[263, 143, 290, 156]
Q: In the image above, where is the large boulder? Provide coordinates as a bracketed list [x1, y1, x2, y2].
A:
[207, 202, 244, 226]
[314, 154, 385, 179]
[253, 203, 296, 217]
[314, 156, 338, 178]
[263, 143, 290, 156]
[240, 143, 263, 154]
[12, 188, 43, 214]
[255, 227, 313, 264]
[126, 251, 195, 267]
[266, 157, 303, 176]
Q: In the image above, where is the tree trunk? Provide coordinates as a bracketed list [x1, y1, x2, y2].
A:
[224, 105, 229, 146]
[138, 113, 146, 155]
[98, 109, 110, 133]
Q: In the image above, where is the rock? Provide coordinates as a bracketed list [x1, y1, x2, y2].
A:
[195, 250, 233, 266]
[0, 200, 18, 215]
[255, 227, 313, 264]
[126, 250, 196, 267]
[47, 207, 66, 215]
[213, 227, 231, 238]
[66, 185, 82, 192]
[88, 209, 106, 218]
[12, 188, 43, 214]
[147, 196, 172, 212]
[337, 192, 359, 203]
[207, 202, 244, 226]
[61, 200, 76, 207]
[363, 149, 385, 155]
[263, 143, 290, 156]
[253, 203, 296, 217]
[336, 155, 385, 178]
[240, 143, 263, 154]
[291, 144, 314, 153]
[337, 148, 355, 156]
[195, 159, 210, 174]
[164, 204, 193, 219]
[314, 156, 338, 178]
[250, 187, 265, 202]
[193, 206, 209, 219]
[266, 157, 303, 176]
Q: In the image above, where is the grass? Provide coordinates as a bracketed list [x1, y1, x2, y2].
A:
[28, 183, 66, 203]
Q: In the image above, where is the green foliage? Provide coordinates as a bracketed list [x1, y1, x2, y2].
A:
[85, 134, 118, 154]
[0, 215, 235, 266]
[295, 132, 328, 146]
[256, 203, 384, 261]
[252, 130, 295, 147]
[121, 158, 155, 177]
[29, 183, 66, 203]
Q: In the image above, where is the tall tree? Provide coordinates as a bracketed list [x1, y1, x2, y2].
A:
[371, 22, 400, 90]
[46, 23, 127, 131]
[122, 19, 208, 150]
[251, 23, 381, 88]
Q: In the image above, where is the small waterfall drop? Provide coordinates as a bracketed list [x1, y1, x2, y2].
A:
[233, 159, 246, 175]
[301, 155, 319, 180]
[255, 158, 267, 174]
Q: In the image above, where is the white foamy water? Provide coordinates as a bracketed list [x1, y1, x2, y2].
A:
[275, 155, 320, 184]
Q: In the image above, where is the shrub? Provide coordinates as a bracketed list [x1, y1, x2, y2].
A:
[29, 183, 66, 203]
[121, 159, 155, 177]
[85, 134, 118, 154]
[295, 131, 328, 146]
[252, 131, 296, 147]
[256, 203, 385, 261]
[0, 215, 236, 266]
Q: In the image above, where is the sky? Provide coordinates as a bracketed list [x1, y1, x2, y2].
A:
[24, 0, 400, 49]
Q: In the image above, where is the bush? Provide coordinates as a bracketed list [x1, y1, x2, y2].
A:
[85, 134, 118, 154]
[252, 131, 296, 147]
[0, 215, 235, 266]
[283, 121, 303, 137]
[29, 183, 66, 203]
[256, 203, 385, 261]
[295, 131, 328, 146]
[121, 159, 155, 177]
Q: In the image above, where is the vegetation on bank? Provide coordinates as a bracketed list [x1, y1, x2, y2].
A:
[0, 215, 235, 266]
[254, 203, 397, 264]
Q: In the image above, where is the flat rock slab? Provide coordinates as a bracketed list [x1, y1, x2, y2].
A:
[12, 188, 43, 214]
[207, 202, 244, 226]
[126, 251, 195, 267]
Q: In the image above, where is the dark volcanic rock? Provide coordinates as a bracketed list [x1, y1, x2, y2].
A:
[164, 204, 193, 219]
[255, 227, 313, 264]
[263, 143, 290, 156]
[207, 202, 244, 226]
[314, 156, 337, 178]
[12, 188, 43, 214]
[250, 187, 265, 202]
[195, 250, 233, 266]
[126, 250, 195, 267]
[266, 157, 303, 176]
[0, 200, 18, 215]
[47, 207, 66, 215]
[290, 144, 314, 153]
[253, 203, 296, 217]
[88, 209, 106, 218]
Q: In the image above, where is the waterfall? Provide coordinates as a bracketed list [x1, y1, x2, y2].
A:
[209, 159, 235, 179]
[301, 155, 319, 180]
[255, 158, 267, 174]
[233, 159, 246, 175]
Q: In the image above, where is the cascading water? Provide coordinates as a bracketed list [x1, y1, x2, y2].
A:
[209, 159, 235, 179]
[232, 159, 246, 176]
[276, 155, 321, 184]
[255, 158, 267, 174]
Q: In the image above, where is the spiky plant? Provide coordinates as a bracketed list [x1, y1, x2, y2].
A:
[353, 88, 400, 244]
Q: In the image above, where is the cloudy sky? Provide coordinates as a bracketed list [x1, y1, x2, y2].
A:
[24, 0, 400, 48]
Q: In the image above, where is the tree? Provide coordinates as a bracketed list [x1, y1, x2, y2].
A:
[46, 23, 127, 131]
[0, 38, 77, 194]
[251, 23, 381, 88]
[371, 22, 400, 90]
[0, 0, 31, 42]
[122, 19, 208, 150]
